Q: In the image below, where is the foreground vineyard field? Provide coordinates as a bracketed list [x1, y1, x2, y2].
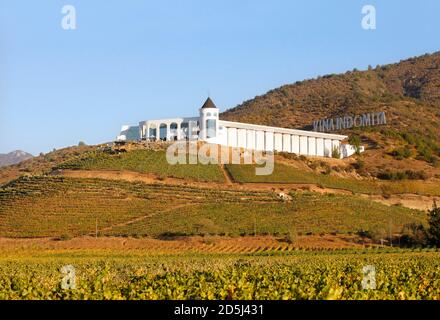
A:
[0, 250, 439, 300]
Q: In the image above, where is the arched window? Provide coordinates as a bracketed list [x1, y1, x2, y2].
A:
[181, 122, 189, 140]
[206, 112, 212, 117]
[159, 124, 167, 140]
[148, 123, 157, 140]
[170, 122, 178, 141]
[206, 119, 216, 138]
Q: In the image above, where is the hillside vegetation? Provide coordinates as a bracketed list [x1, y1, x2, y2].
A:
[1, 250, 439, 299]
[0, 176, 425, 238]
[222, 52, 440, 177]
[226, 163, 440, 196]
[57, 149, 225, 182]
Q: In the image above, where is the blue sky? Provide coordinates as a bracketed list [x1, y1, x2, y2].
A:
[1, 0, 439, 155]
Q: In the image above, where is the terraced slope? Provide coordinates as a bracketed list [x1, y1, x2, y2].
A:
[57, 149, 225, 182]
[0, 176, 425, 238]
[104, 193, 425, 238]
[226, 163, 440, 196]
[0, 176, 276, 237]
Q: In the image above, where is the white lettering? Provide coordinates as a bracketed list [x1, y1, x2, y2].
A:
[361, 5, 376, 30]
[61, 5, 76, 30]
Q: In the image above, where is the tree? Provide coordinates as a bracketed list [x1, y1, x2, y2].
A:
[348, 135, 362, 155]
[285, 226, 297, 244]
[427, 201, 440, 246]
[78, 141, 87, 146]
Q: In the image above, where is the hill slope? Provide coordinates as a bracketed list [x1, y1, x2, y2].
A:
[0, 151, 33, 168]
[222, 52, 440, 176]
[222, 52, 440, 129]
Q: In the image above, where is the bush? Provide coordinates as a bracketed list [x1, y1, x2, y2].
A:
[348, 135, 362, 155]
[278, 152, 298, 160]
[78, 141, 87, 147]
[308, 162, 319, 170]
[377, 170, 428, 180]
[405, 170, 428, 180]
[323, 166, 332, 175]
[400, 223, 427, 247]
[331, 146, 341, 159]
[352, 159, 365, 170]
[390, 147, 412, 160]
[59, 234, 72, 241]
[427, 203, 440, 246]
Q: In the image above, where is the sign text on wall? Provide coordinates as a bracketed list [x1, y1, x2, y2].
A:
[312, 112, 386, 132]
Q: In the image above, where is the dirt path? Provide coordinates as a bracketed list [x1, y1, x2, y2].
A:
[57, 169, 436, 211]
[220, 165, 234, 185]
[360, 194, 436, 211]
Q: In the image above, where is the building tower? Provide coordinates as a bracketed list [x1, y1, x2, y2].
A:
[199, 97, 219, 142]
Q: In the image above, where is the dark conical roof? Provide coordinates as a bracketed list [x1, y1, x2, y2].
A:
[201, 97, 217, 109]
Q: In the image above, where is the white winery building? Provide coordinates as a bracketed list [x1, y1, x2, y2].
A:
[117, 98, 362, 158]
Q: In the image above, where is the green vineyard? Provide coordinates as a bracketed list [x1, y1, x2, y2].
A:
[57, 149, 226, 182]
[0, 250, 439, 300]
[225, 163, 440, 196]
[0, 176, 425, 238]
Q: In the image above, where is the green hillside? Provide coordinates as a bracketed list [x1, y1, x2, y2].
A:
[222, 52, 440, 177]
[57, 149, 225, 182]
[0, 176, 425, 238]
[226, 163, 440, 196]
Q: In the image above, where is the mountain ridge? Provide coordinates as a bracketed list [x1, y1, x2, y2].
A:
[0, 150, 34, 168]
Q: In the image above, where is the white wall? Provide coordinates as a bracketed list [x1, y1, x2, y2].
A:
[265, 132, 274, 151]
[274, 133, 283, 152]
[282, 134, 291, 152]
[237, 129, 247, 148]
[299, 136, 308, 155]
[291, 135, 300, 154]
[227, 128, 237, 147]
[255, 131, 265, 151]
[308, 137, 316, 156]
[246, 130, 255, 150]
[316, 138, 324, 157]
[324, 139, 333, 157]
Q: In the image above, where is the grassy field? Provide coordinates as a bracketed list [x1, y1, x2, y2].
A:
[226, 163, 440, 196]
[0, 176, 425, 238]
[0, 249, 439, 299]
[57, 149, 225, 182]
